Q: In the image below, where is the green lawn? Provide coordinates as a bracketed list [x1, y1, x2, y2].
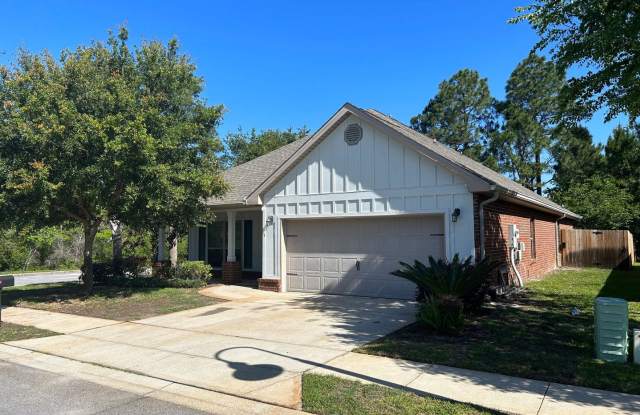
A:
[356, 266, 640, 395]
[302, 374, 494, 415]
[3, 283, 222, 321]
[0, 322, 59, 342]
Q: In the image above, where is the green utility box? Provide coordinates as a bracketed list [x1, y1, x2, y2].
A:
[594, 297, 628, 363]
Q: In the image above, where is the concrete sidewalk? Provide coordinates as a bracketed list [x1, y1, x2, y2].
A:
[4, 303, 640, 414]
[2, 306, 119, 333]
[310, 352, 640, 415]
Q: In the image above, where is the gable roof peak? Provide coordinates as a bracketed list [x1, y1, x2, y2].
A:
[209, 102, 579, 219]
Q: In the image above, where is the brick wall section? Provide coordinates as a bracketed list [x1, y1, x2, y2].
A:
[258, 278, 281, 292]
[473, 194, 574, 282]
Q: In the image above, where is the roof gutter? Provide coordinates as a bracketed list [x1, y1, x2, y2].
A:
[479, 187, 500, 260]
[508, 192, 581, 220]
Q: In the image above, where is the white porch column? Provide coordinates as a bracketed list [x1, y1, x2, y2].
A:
[226, 210, 237, 262]
[157, 227, 165, 261]
[168, 227, 178, 267]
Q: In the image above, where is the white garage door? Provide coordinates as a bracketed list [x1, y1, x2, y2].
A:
[285, 215, 445, 299]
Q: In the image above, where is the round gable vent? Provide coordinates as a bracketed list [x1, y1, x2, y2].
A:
[344, 123, 363, 145]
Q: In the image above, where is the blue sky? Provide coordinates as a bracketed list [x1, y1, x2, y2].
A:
[0, 0, 622, 144]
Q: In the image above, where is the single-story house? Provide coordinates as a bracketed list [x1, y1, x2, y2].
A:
[186, 103, 580, 299]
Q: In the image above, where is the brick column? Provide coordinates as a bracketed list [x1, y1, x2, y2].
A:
[258, 278, 281, 292]
[222, 261, 242, 283]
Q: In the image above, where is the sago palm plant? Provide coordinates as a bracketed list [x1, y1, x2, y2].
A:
[392, 254, 498, 333]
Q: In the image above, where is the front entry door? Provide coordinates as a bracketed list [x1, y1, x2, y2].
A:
[206, 221, 242, 268]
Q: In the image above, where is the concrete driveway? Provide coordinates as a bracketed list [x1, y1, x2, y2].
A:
[5, 289, 416, 409]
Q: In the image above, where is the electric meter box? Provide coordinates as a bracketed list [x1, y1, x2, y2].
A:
[508, 224, 519, 248]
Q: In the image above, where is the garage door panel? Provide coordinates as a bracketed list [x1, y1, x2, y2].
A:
[287, 274, 304, 290]
[288, 256, 304, 273]
[304, 275, 322, 291]
[322, 276, 342, 293]
[285, 216, 444, 299]
[322, 257, 339, 273]
[358, 257, 382, 273]
[343, 278, 376, 297]
[384, 279, 417, 299]
[305, 257, 321, 273]
[340, 257, 358, 273]
[371, 260, 400, 275]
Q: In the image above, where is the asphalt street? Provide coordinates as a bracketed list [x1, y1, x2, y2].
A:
[3, 270, 81, 287]
[0, 360, 212, 415]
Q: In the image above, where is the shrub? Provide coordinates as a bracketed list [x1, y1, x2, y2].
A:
[94, 259, 210, 289]
[114, 257, 147, 277]
[392, 254, 498, 333]
[92, 262, 113, 283]
[165, 278, 207, 288]
[392, 254, 497, 308]
[417, 297, 464, 334]
[93, 257, 147, 284]
[152, 260, 173, 279]
[173, 261, 212, 282]
[154, 261, 211, 281]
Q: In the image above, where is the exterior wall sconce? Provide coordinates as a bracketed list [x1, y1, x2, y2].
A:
[265, 215, 274, 225]
[451, 208, 461, 222]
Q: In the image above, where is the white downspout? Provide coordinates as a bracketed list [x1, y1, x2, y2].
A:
[479, 188, 499, 260]
[510, 247, 524, 287]
[555, 214, 567, 268]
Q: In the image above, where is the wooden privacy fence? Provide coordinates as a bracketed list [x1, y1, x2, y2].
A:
[560, 229, 635, 269]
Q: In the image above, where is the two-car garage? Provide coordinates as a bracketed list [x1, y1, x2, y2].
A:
[284, 215, 445, 300]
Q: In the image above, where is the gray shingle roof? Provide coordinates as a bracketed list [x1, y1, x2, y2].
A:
[208, 139, 307, 206]
[363, 108, 579, 218]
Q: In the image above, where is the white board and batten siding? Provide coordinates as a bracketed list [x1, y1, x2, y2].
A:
[261, 114, 476, 284]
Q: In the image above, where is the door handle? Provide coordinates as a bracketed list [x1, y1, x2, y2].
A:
[356, 260, 360, 271]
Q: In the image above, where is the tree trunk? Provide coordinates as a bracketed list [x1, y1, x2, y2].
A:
[81, 221, 100, 293]
[109, 220, 123, 270]
[535, 151, 542, 195]
[168, 227, 178, 268]
[23, 248, 35, 271]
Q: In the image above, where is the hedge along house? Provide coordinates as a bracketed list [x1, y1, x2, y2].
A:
[186, 103, 580, 299]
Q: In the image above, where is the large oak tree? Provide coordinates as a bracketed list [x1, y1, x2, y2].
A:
[0, 28, 226, 290]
